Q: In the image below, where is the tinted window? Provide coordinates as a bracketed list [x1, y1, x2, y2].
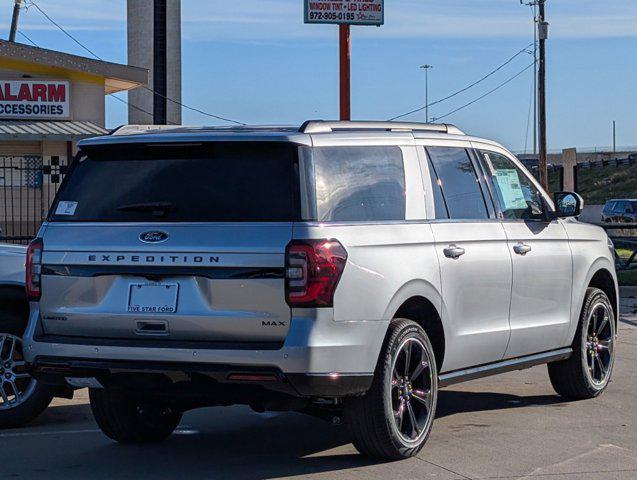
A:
[50, 142, 300, 222]
[312, 146, 405, 222]
[478, 150, 545, 221]
[425, 147, 488, 220]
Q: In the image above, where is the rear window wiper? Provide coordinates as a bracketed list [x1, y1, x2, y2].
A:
[117, 201, 175, 217]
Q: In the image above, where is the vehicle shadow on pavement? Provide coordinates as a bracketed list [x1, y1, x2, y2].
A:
[33, 404, 384, 478]
[25, 389, 566, 479]
[436, 389, 566, 418]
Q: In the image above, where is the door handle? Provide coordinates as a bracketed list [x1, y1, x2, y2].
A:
[443, 245, 466, 259]
[513, 243, 532, 255]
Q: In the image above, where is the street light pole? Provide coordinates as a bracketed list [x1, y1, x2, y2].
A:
[420, 64, 433, 123]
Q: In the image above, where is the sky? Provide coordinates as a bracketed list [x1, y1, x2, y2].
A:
[2, 0, 637, 152]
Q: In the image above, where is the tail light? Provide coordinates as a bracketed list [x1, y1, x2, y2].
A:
[26, 238, 43, 300]
[285, 239, 347, 308]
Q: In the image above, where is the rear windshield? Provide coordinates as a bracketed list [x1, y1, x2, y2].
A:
[50, 142, 300, 222]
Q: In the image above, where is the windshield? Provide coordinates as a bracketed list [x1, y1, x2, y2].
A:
[49, 142, 300, 223]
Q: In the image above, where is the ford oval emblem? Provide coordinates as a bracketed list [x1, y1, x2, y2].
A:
[139, 231, 169, 243]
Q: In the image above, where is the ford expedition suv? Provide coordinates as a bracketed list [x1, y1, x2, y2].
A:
[24, 122, 618, 459]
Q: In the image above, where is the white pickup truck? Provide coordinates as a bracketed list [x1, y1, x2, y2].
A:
[0, 243, 56, 427]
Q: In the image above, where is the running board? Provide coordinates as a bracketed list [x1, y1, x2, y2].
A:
[438, 348, 573, 387]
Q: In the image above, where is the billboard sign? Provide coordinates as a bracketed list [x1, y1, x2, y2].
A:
[304, 0, 384, 26]
[0, 80, 71, 120]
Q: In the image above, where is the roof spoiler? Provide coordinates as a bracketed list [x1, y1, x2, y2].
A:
[108, 125, 193, 136]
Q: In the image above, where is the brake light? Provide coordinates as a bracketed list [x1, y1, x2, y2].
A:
[285, 239, 347, 307]
[26, 238, 43, 300]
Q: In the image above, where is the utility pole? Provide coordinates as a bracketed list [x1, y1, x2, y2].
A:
[613, 120, 616, 153]
[532, 2, 538, 156]
[339, 24, 351, 121]
[537, 0, 549, 191]
[420, 64, 433, 123]
[8, 0, 23, 42]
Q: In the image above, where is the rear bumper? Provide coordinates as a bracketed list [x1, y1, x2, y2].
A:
[24, 307, 387, 398]
[30, 357, 373, 398]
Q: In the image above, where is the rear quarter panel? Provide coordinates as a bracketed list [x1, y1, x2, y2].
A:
[292, 222, 445, 366]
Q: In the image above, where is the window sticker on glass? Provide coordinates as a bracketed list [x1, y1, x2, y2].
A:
[55, 201, 78, 216]
[494, 170, 528, 210]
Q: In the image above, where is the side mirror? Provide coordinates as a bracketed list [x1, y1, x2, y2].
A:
[553, 191, 584, 218]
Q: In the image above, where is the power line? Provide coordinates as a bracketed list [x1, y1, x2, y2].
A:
[15, 15, 163, 124]
[25, 1, 101, 58]
[24, 0, 246, 126]
[109, 94, 176, 125]
[17, 30, 38, 47]
[388, 42, 534, 121]
[431, 62, 535, 122]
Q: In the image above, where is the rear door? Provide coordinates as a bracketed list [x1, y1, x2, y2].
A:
[474, 146, 573, 357]
[421, 144, 512, 372]
[38, 141, 300, 346]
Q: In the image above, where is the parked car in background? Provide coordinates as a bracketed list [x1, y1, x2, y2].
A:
[602, 199, 637, 223]
[627, 153, 637, 161]
[25, 122, 618, 459]
[0, 242, 56, 428]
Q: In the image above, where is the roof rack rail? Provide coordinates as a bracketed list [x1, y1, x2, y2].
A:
[299, 120, 465, 136]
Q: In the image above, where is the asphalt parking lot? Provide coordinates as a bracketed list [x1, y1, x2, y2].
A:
[2, 290, 636, 480]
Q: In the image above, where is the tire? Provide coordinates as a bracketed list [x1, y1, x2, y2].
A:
[0, 289, 54, 429]
[548, 287, 616, 399]
[89, 388, 182, 444]
[344, 319, 438, 460]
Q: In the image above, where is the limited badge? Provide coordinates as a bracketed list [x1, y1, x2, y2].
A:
[55, 201, 78, 216]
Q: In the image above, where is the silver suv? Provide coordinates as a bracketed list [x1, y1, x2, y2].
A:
[25, 122, 618, 459]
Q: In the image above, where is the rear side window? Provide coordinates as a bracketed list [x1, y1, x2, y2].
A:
[312, 146, 406, 222]
[425, 147, 489, 220]
[50, 142, 300, 222]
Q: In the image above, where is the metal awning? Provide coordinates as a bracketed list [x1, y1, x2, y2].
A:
[0, 120, 107, 141]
